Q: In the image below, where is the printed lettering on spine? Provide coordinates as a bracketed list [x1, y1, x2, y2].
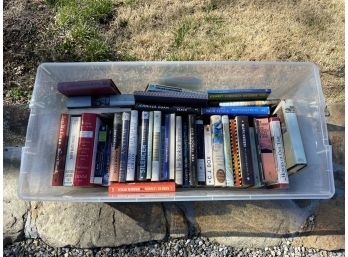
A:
[137, 111, 149, 181]
[222, 115, 234, 187]
[126, 110, 139, 181]
[109, 113, 122, 182]
[210, 115, 226, 186]
[188, 114, 197, 186]
[182, 116, 190, 186]
[175, 116, 183, 185]
[151, 111, 162, 181]
[146, 112, 154, 180]
[204, 125, 214, 186]
[169, 113, 176, 180]
[229, 119, 242, 187]
[118, 112, 131, 182]
[161, 114, 170, 181]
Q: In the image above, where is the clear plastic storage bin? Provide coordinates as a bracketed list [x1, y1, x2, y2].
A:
[19, 61, 334, 202]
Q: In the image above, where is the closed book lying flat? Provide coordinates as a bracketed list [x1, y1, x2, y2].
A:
[219, 100, 280, 107]
[208, 88, 271, 101]
[58, 79, 121, 96]
[202, 106, 270, 116]
[66, 95, 135, 108]
[146, 83, 198, 93]
[109, 182, 176, 194]
[134, 103, 201, 114]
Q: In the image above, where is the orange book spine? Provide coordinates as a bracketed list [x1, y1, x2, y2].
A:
[109, 182, 176, 194]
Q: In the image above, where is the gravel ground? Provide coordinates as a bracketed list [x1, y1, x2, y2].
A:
[3, 237, 345, 257]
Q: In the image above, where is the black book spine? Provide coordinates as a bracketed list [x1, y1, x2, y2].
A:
[236, 116, 255, 187]
[119, 112, 131, 182]
[137, 111, 149, 181]
[196, 119, 206, 185]
[188, 114, 197, 187]
[134, 103, 201, 114]
[182, 117, 190, 187]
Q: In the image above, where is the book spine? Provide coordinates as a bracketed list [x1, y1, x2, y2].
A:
[204, 125, 214, 186]
[188, 114, 197, 186]
[63, 116, 81, 186]
[151, 111, 161, 181]
[108, 181, 176, 194]
[182, 117, 190, 186]
[160, 125, 165, 179]
[222, 115, 234, 187]
[134, 103, 201, 114]
[175, 116, 183, 185]
[196, 119, 206, 184]
[109, 113, 123, 182]
[146, 112, 154, 180]
[208, 88, 272, 94]
[219, 100, 280, 107]
[254, 118, 278, 185]
[202, 106, 270, 116]
[137, 111, 150, 181]
[208, 92, 270, 101]
[269, 117, 289, 188]
[93, 124, 108, 184]
[210, 115, 226, 186]
[249, 127, 264, 188]
[118, 112, 131, 182]
[126, 110, 139, 181]
[52, 113, 69, 186]
[102, 128, 113, 186]
[161, 114, 170, 180]
[229, 119, 242, 187]
[74, 113, 99, 186]
[169, 113, 176, 180]
[236, 116, 254, 187]
[146, 83, 196, 93]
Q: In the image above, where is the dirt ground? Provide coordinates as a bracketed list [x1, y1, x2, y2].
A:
[3, 0, 344, 104]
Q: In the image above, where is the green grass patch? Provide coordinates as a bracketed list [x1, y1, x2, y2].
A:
[173, 21, 193, 48]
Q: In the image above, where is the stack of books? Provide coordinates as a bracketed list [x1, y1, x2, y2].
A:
[51, 81, 307, 193]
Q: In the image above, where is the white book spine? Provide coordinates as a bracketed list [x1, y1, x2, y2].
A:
[175, 116, 183, 185]
[126, 110, 138, 181]
[151, 111, 161, 181]
[210, 115, 226, 187]
[63, 116, 81, 186]
[169, 113, 176, 180]
[270, 118, 289, 184]
[90, 117, 102, 184]
[222, 115, 234, 187]
[146, 111, 154, 180]
[204, 125, 214, 186]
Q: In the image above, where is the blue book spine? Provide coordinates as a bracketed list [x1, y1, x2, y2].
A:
[161, 114, 170, 180]
[102, 128, 113, 186]
[202, 106, 270, 116]
[208, 88, 271, 94]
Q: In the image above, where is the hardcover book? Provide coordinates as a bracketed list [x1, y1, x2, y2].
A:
[137, 111, 150, 181]
[52, 113, 69, 186]
[134, 103, 201, 114]
[93, 124, 111, 185]
[254, 118, 278, 185]
[229, 118, 242, 187]
[207, 88, 271, 101]
[126, 110, 139, 181]
[219, 99, 280, 107]
[269, 117, 289, 189]
[146, 83, 197, 93]
[175, 116, 183, 185]
[151, 111, 162, 181]
[196, 119, 206, 185]
[188, 114, 197, 186]
[273, 99, 307, 174]
[63, 116, 81, 186]
[210, 115, 226, 187]
[249, 127, 264, 188]
[118, 112, 131, 182]
[182, 117, 190, 186]
[146, 111, 154, 180]
[235, 116, 255, 187]
[109, 181, 176, 194]
[58, 79, 121, 96]
[222, 115, 234, 187]
[74, 113, 100, 186]
[109, 113, 122, 182]
[203, 125, 214, 186]
[202, 106, 270, 116]
[161, 114, 170, 181]
[66, 95, 135, 108]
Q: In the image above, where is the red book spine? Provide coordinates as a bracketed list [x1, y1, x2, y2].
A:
[52, 114, 69, 186]
[108, 182, 176, 194]
[73, 113, 98, 186]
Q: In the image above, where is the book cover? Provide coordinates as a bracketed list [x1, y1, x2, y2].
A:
[146, 83, 197, 93]
[151, 111, 162, 181]
[137, 111, 150, 181]
[249, 127, 264, 188]
[210, 115, 226, 187]
[182, 116, 190, 186]
[222, 115, 234, 187]
[188, 114, 197, 186]
[93, 124, 110, 184]
[108, 181, 176, 194]
[118, 112, 131, 182]
[134, 103, 201, 115]
[236, 116, 255, 187]
[175, 116, 183, 185]
[66, 94, 135, 108]
[208, 88, 271, 101]
[202, 106, 270, 116]
[219, 99, 280, 107]
[273, 99, 307, 174]
[203, 125, 214, 186]
[169, 113, 176, 180]
[146, 111, 154, 180]
[254, 118, 278, 185]
[133, 91, 208, 106]
[126, 110, 139, 181]
[161, 114, 170, 181]
[52, 113, 69, 186]
[58, 79, 121, 97]
[74, 113, 100, 186]
[109, 113, 122, 182]
[196, 119, 206, 185]
[269, 117, 289, 189]
[63, 116, 81, 186]
[229, 118, 242, 187]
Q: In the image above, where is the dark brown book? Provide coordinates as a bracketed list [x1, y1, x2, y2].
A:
[52, 113, 69, 186]
[57, 79, 121, 96]
[109, 113, 123, 182]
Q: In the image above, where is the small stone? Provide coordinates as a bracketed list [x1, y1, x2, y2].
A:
[198, 241, 203, 246]
[64, 253, 69, 257]
[271, 250, 276, 256]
